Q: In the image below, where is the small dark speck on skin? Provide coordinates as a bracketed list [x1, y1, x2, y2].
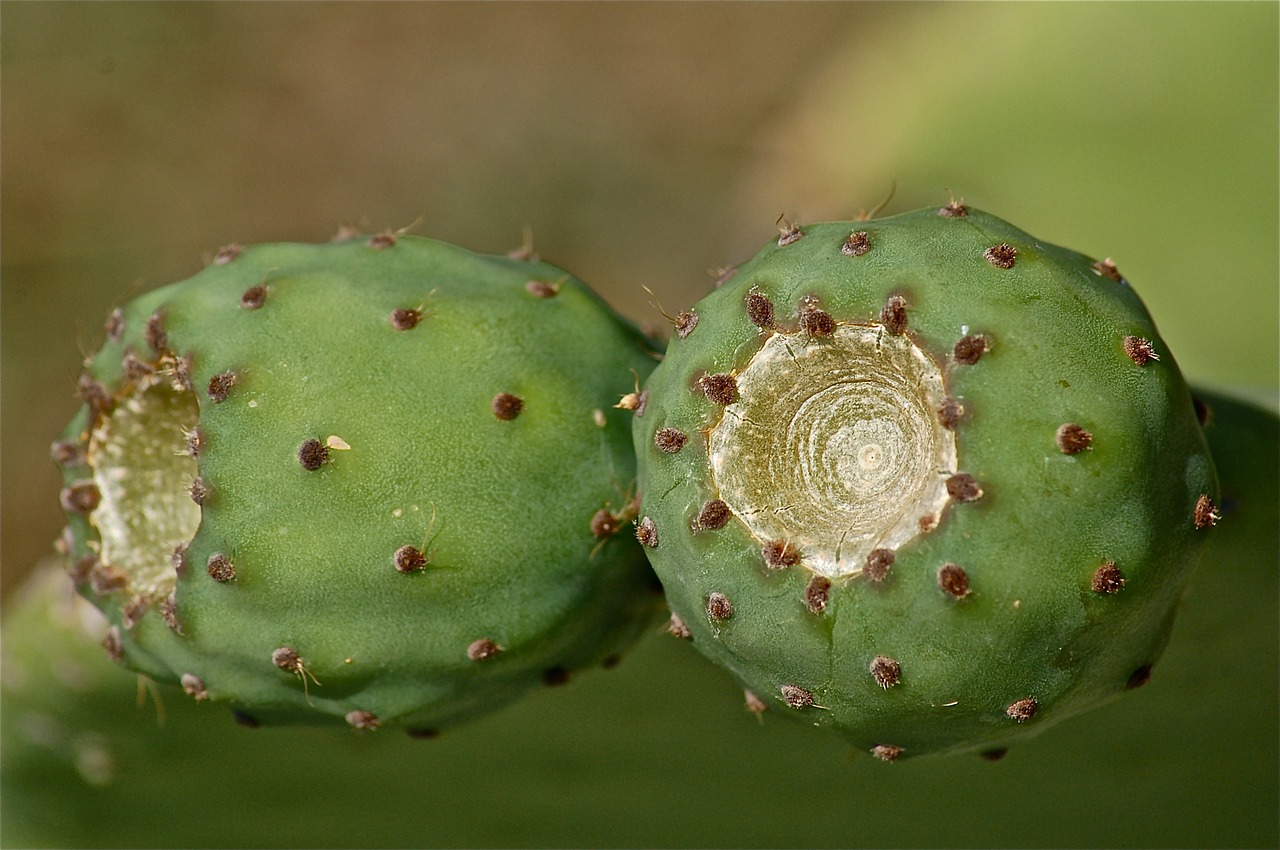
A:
[467, 638, 502, 661]
[590, 508, 622, 539]
[492, 392, 524, 421]
[841, 230, 872, 257]
[871, 744, 902, 762]
[937, 563, 971, 598]
[346, 710, 380, 730]
[297, 439, 329, 470]
[800, 305, 836, 337]
[240, 284, 267, 310]
[780, 684, 814, 708]
[979, 748, 1008, 762]
[1123, 335, 1159, 366]
[213, 244, 243, 265]
[984, 243, 1017, 269]
[367, 230, 398, 250]
[667, 612, 692, 639]
[880, 295, 908, 335]
[952, 335, 989, 365]
[763, 540, 800, 569]
[207, 371, 237, 403]
[746, 292, 775, 329]
[390, 308, 423, 331]
[61, 481, 101, 515]
[777, 220, 803, 246]
[635, 516, 659, 548]
[869, 655, 901, 688]
[1194, 494, 1220, 529]
[653, 427, 688, 454]
[526, 279, 559, 298]
[102, 627, 124, 662]
[695, 499, 731, 531]
[181, 674, 209, 700]
[394, 545, 427, 573]
[146, 311, 169, 353]
[206, 553, 235, 582]
[1056, 423, 1093, 454]
[1006, 697, 1038, 722]
[1092, 258, 1123, 282]
[1091, 561, 1125, 594]
[864, 548, 894, 582]
[804, 575, 831, 614]
[706, 592, 734, 621]
[699, 373, 738, 406]
[938, 398, 964, 430]
[946, 473, 984, 503]
[105, 308, 126, 342]
[50, 439, 83, 467]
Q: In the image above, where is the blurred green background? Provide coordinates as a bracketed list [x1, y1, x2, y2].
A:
[2, 3, 1276, 848]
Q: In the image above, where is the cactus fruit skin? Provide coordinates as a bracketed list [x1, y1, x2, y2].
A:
[633, 206, 1219, 758]
[53, 233, 662, 730]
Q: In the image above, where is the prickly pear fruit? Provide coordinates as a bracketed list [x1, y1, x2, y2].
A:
[633, 205, 1218, 758]
[52, 232, 661, 731]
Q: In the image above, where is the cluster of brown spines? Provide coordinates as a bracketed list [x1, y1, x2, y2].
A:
[633, 208, 1221, 759]
[53, 237, 606, 732]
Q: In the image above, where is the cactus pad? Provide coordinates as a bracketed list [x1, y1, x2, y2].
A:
[53, 232, 661, 731]
[633, 206, 1218, 758]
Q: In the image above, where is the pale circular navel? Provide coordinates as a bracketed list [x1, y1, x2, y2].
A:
[707, 324, 956, 578]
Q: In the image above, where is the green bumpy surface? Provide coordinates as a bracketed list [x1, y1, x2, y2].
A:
[634, 206, 1218, 758]
[54, 234, 662, 731]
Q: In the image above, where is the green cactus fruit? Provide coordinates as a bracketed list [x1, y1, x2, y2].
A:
[52, 231, 662, 731]
[633, 205, 1219, 759]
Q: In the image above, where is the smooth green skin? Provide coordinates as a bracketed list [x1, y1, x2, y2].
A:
[1, 388, 1273, 848]
[635, 208, 1217, 756]
[56, 236, 662, 729]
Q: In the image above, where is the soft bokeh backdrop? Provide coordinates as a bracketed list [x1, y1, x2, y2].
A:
[2, 3, 1276, 847]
